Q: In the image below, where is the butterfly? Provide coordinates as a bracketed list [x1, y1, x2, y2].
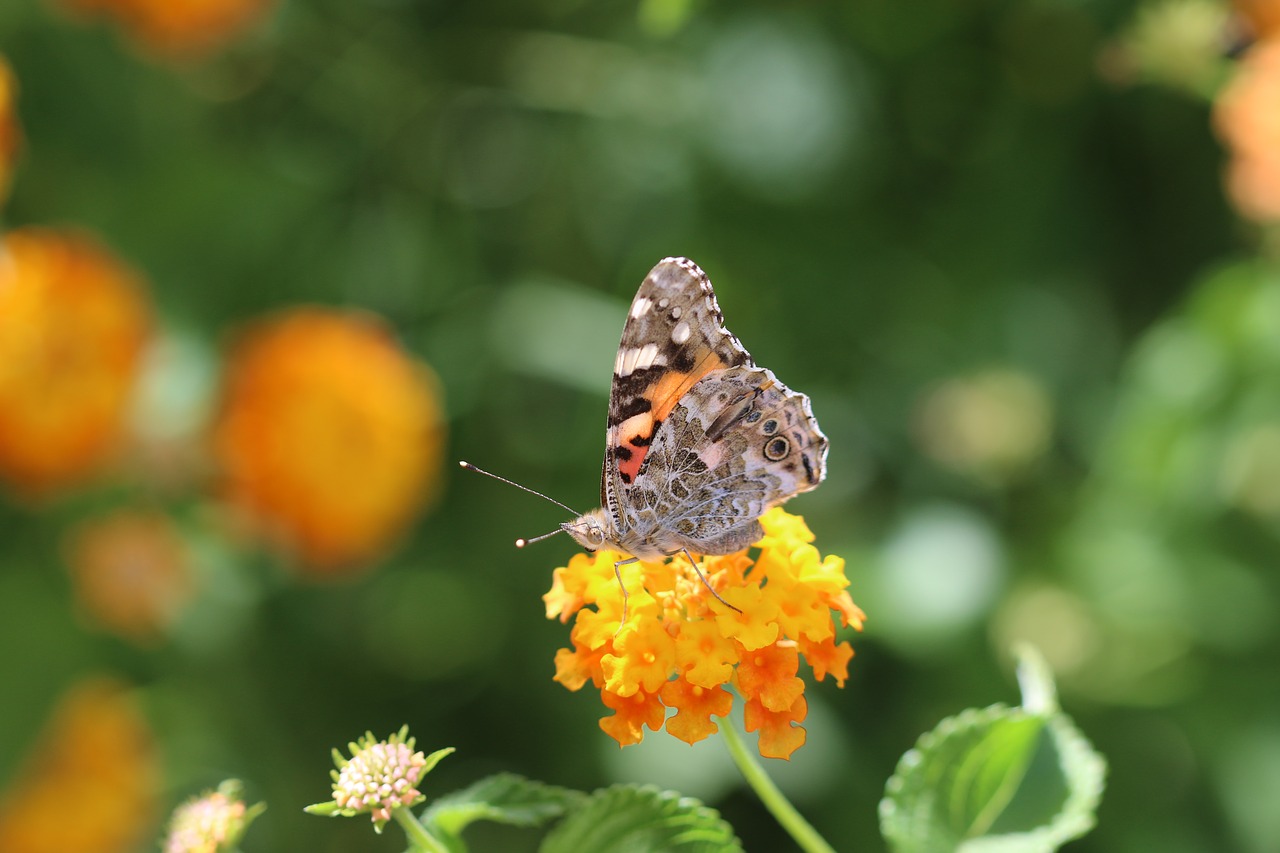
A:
[562, 257, 827, 592]
[464, 257, 827, 612]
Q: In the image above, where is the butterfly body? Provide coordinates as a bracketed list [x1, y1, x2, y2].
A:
[562, 257, 827, 563]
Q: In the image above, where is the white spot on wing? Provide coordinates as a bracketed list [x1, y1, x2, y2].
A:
[631, 297, 653, 318]
[618, 346, 639, 376]
[615, 343, 666, 377]
[670, 306, 682, 320]
[634, 342, 661, 371]
[671, 321, 691, 345]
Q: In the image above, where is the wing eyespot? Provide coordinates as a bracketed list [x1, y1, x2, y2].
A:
[764, 436, 791, 461]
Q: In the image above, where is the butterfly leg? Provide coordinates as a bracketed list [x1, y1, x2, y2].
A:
[677, 549, 743, 614]
[613, 556, 639, 631]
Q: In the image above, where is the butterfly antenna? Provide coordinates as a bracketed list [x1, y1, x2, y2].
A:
[515, 528, 565, 548]
[458, 461, 581, 516]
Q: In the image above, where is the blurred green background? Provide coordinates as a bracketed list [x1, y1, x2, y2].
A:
[3, 0, 1279, 850]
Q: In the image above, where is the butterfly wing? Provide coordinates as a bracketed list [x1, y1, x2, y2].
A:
[602, 258, 752, 522]
[630, 364, 828, 555]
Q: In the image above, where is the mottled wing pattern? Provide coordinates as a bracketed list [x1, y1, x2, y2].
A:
[622, 365, 828, 555]
[602, 257, 752, 520]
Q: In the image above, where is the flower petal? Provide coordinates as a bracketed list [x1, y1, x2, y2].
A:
[660, 679, 733, 745]
[735, 642, 804, 712]
[599, 689, 665, 747]
[744, 694, 808, 760]
[675, 619, 737, 689]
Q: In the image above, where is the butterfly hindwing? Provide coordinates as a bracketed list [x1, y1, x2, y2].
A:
[624, 365, 828, 554]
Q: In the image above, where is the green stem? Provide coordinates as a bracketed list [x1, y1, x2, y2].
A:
[720, 721, 837, 853]
[393, 806, 449, 853]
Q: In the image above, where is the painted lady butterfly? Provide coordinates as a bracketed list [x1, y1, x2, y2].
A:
[465, 257, 827, 609]
[565, 256, 827, 566]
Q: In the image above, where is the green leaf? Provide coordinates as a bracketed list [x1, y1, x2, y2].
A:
[540, 784, 742, 853]
[422, 746, 457, 776]
[1013, 644, 1058, 715]
[421, 773, 586, 839]
[880, 694, 1106, 853]
[303, 801, 347, 818]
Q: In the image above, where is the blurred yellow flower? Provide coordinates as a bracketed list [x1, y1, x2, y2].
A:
[212, 308, 445, 576]
[57, 0, 276, 59]
[65, 509, 194, 644]
[914, 368, 1053, 485]
[0, 678, 159, 853]
[0, 56, 20, 205]
[1216, 38, 1280, 222]
[0, 229, 151, 496]
[545, 508, 862, 759]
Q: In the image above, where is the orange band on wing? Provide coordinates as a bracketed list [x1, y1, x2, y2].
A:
[614, 356, 725, 484]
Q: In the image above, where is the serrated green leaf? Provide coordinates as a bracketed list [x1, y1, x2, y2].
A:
[421, 772, 586, 839]
[880, 702, 1106, 853]
[540, 784, 742, 853]
[952, 713, 1045, 837]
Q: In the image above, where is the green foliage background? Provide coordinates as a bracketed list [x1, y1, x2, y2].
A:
[2, 1, 1277, 851]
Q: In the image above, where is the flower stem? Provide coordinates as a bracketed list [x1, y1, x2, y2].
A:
[719, 722, 837, 853]
[392, 806, 449, 853]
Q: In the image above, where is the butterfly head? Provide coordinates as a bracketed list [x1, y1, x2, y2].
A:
[563, 508, 613, 553]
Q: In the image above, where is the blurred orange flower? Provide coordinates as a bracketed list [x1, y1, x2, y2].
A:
[212, 308, 445, 575]
[66, 509, 194, 644]
[1215, 38, 1280, 222]
[0, 678, 159, 853]
[57, 0, 276, 59]
[0, 229, 151, 496]
[0, 56, 20, 204]
[1235, 0, 1280, 38]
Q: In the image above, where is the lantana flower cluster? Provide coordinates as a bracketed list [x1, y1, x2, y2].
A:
[0, 55, 19, 204]
[57, 0, 277, 59]
[545, 508, 863, 759]
[66, 509, 194, 645]
[162, 780, 262, 853]
[0, 678, 158, 853]
[327, 727, 429, 832]
[1215, 35, 1280, 223]
[212, 308, 446, 575]
[0, 228, 151, 496]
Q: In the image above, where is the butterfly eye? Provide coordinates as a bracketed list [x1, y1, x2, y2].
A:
[764, 436, 791, 461]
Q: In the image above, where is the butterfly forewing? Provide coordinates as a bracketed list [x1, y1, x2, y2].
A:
[602, 258, 752, 519]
